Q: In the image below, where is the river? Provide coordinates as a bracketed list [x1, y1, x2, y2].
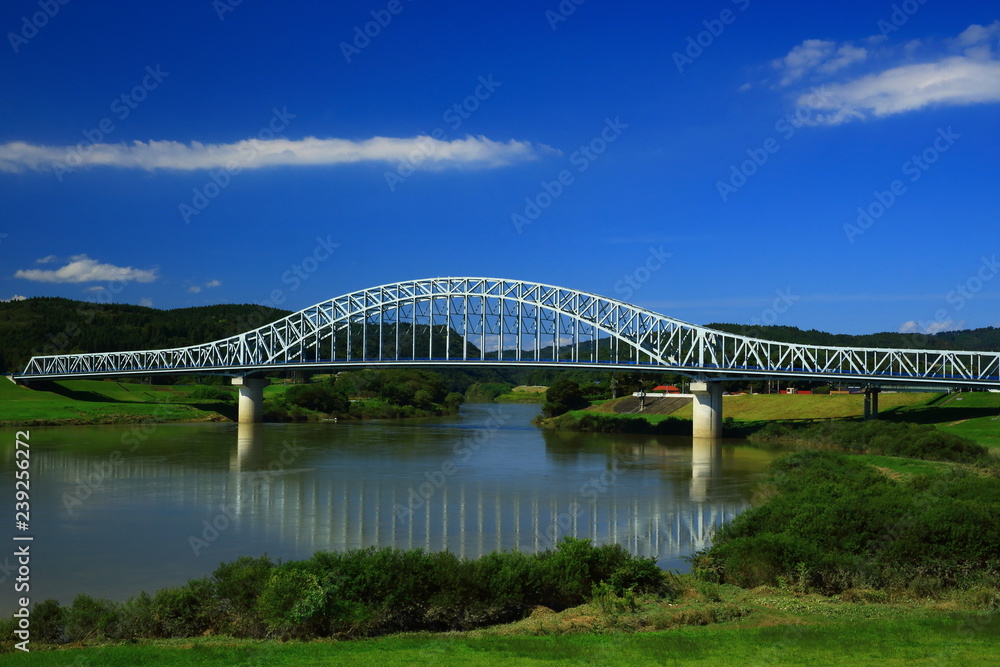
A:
[0, 403, 777, 613]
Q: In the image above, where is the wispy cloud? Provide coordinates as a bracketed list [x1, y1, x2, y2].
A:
[1, 295, 27, 302]
[773, 39, 868, 86]
[188, 278, 222, 294]
[767, 21, 1000, 124]
[14, 254, 158, 283]
[899, 319, 965, 334]
[0, 135, 551, 174]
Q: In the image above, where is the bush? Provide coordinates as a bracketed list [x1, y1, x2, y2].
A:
[696, 451, 1000, 593]
[258, 566, 326, 638]
[32, 598, 66, 643]
[65, 594, 119, 642]
[608, 557, 677, 598]
[542, 379, 589, 417]
[284, 383, 349, 415]
[189, 385, 235, 402]
[116, 592, 158, 640]
[38, 541, 676, 642]
[748, 420, 989, 464]
[150, 579, 213, 638]
[211, 555, 274, 637]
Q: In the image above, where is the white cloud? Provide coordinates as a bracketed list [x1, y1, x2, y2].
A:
[803, 57, 1000, 124]
[0, 134, 552, 174]
[1, 294, 27, 302]
[773, 39, 868, 86]
[187, 279, 220, 293]
[14, 254, 158, 283]
[770, 23, 1000, 125]
[139, 297, 154, 307]
[898, 319, 965, 334]
[36, 255, 58, 264]
[952, 20, 1000, 50]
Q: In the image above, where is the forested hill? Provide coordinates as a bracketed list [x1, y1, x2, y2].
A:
[707, 323, 1000, 352]
[0, 297, 290, 373]
[3, 297, 999, 374]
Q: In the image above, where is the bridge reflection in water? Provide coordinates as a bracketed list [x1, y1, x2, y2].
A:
[221, 424, 747, 565]
[22, 410, 770, 609]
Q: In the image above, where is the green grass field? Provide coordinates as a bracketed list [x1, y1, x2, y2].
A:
[7, 606, 997, 665]
[579, 391, 1000, 450]
[0, 378, 233, 425]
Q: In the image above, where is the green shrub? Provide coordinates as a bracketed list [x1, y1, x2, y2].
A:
[258, 566, 326, 638]
[608, 557, 677, 598]
[31, 598, 66, 643]
[150, 579, 213, 638]
[189, 385, 235, 402]
[64, 594, 119, 642]
[211, 555, 274, 637]
[116, 591, 158, 640]
[284, 383, 349, 414]
[698, 451, 1000, 593]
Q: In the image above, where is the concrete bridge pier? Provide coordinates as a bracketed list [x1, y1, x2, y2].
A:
[690, 380, 723, 439]
[864, 386, 881, 419]
[232, 377, 270, 423]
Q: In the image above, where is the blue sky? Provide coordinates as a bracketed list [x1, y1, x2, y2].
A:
[1, 0, 998, 336]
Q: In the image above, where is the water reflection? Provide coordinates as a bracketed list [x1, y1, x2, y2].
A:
[0, 405, 775, 609]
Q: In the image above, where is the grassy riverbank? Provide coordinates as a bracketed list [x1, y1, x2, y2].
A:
[5, 608, 1000, 667]
[540, 391, 1000, 450]
[0, 378, 236, 426]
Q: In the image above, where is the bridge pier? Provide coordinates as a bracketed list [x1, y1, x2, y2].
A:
[690, 380, 723, 439]
[232, 377, 270, 423]
[864, 386, 881, 419]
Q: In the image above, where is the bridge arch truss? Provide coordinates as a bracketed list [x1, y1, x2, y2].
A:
[16, 277, 1000, 387]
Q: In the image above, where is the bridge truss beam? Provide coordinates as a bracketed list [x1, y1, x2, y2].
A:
[14, 278, 1000, 395]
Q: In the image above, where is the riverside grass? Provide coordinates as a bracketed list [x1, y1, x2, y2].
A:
[0, 378, 231, 425]
[5, 604, 998, 665]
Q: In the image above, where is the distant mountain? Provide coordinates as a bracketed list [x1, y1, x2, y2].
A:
[0, 297, 290, 373]
[706, 323, 1000, 352]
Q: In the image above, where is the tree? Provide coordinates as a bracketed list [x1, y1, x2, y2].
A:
[542, 378, 589, 417]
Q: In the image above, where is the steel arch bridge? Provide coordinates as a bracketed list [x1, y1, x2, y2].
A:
[14, 276, 1000, 387]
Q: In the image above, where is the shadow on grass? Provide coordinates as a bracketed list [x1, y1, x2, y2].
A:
[36, 381, 120, 403]
[880, 406, 1000, 425]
